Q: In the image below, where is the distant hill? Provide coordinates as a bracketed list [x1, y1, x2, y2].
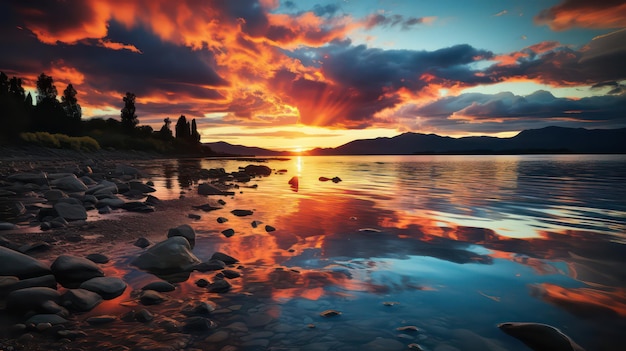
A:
[204, 141, 290, 156]
[306, 127, 626, 155]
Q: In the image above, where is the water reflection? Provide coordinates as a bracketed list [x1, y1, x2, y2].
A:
[29, 155, 626, 350]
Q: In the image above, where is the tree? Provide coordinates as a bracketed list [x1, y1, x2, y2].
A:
[191, 119, 201, 143]
[121, 92, 138, 133]
[158, 117, 173, 140]
[60, 84, 82, 135]
[35, 73, 57, 104]
[175, 115, 190, 140]
[0, 72, 30, 142]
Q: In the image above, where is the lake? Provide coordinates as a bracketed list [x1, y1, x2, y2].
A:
[20, 155, 626, 350]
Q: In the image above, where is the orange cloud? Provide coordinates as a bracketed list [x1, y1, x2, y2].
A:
[97, 39, 142, 53]
[535, 0, 626, 30]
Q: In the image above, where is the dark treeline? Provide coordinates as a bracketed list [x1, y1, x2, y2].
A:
[0, 71, 210, 154]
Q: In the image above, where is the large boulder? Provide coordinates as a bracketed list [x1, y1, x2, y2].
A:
[51, 175, 88, 192]
[80, 276, 127, 300]
[51, 255, 104, 287]
[53, 202, 87, 221]
[131, 236, 200, 274]
[0, 274, 57, 297]
[244, 165, 272, 176]
[167, 224, 196, 248]
[0, 246, 51, 279]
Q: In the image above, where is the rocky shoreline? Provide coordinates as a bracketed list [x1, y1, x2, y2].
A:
[0, 154, 285, 351]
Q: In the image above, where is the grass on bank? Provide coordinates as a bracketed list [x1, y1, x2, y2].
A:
[20, 132, 100, 151]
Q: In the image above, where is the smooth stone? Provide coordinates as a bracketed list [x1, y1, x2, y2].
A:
[44, 189, 68, 202]
[57, 329, 88, 340]
[139, 290, 166, 305]
[51, 175, 88, 192]
[141, 281, 176, 292]
[134, 237, 152, 248]
[97, 197, 124, 208]
[264, 225, 276, 232]
[192, 203, 223, 212]
[18, 242, 52, 254]
[7, 172, 48, 185]
[131, 236, 201, 273]
[61, 289, 103, 311]
[188, 213, 201, 220]
[98, 205, 112, 214]
[207, 279, 231, 293]
[53, 202, 87, 221]
[121, 201, 154, 213]
[222, 269, 241, 279]
[320, 309, 342, 317]
[198, 183, 234, 196]
[85, 253, 109, 264]
[251, 220, 262, 228]
[25, 314, 68, 326]
[0, 200, 26, 221]
[86, 315, 117, 325]
[217, 217, 228, 223]
[136, 309, 154, 322]
[244, 313, 274, 328]
[221, 228, 235, 238]
[210, 252, 238, 265]
[196, 278, 209, 287]
[183, 316, 217, 332]
[231, 209, 253, 217]
[6, 287, 61, 313]
[167, 224, 196, 248]
[128, 181, 156, 193]
[0, 222, 18, 230]
[205, 330, 229, 343]
[80, 276, 127, 299]
[194, 259, 226, 272]
[498, 322, 586, 351]
[243, 165, 272, 176]
[51, 255, 104, 287]
[0, 274, 57, 296]
[0, 246, 51, 279]
[182, 301, 217, 315]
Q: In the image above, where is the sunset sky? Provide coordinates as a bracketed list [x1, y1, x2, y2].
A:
[1, 0, 625, 151]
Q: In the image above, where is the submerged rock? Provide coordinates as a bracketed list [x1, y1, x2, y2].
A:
[141, 281, 176, 292]
[167, 224, 196, 248]
[80, 276, 127, 299]
[61, 288, 103, 312]
[6, 287, 61, 314]
[210, 252, 238, 265]
[231, 209, 253, 217]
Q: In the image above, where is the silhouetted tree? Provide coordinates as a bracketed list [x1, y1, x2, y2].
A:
[0, 72, 30, 142]
[120, 92, 138, 133]
[158, 117, 173, 140]
[35, 73, 57, 103]
[191, 119, 201, 143]
[61, 83, 82, 135]
[175, 115, 190, 140]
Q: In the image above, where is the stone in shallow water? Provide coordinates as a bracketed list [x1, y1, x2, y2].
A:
[53, 202, 87, 221]
[139, 290, 166, 305]
[222, 269, 241, 279]
[86, 315, 117, 325]
[141, 281, 176, 292]
[194, 259, 226, 272]
[183, 316, 217, 332]
[167, 224, 196, 248]
[221, 228, 235, 238]
[85, 253, 109, 264]
[61, 288, 103, 312]
[217, 217, 228, 223]
[320, 309, 342, 317]
[25, 314, 69, 326]
[134, 237, 152, 248]
[6, 287, 61, 314]
[207, 279, 231, 293]
[231, 209, 253, 217]
[131, 236, 200, 274]
[80, 276, 127, 300]
[0, 246, 50, 279]
[210, 252, 238, 265]
[498, 322, 586, 351]
[51, 254, 104, 287]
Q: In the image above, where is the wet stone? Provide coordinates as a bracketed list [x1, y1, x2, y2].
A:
[139, 290, 166, 305]
[136, 309, 154, 323]
[194, 259, 226, 272]
[183, 317, 217, 332]
[195, 278, 209, 287]
[222, 269, 241, 279]
[207, 279, 231, 293]
[85, 253, 109, 264]
[231, 209, 253, 217]
[221, 228, 235, 238]
[210, 252, 238, 265]
[217, 217, 228, 223]
[86, 315, 117, 325]
[205, 330, 229, 343]
[141, 281, 176, 292]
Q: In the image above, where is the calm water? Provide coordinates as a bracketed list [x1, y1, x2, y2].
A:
[62, 155, 626, 350]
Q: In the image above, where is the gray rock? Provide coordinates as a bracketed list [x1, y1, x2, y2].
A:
[6, 287, 61, 314]
[221, 228, 235, 238]
[51, 175, 88, 192]
[51, 254, 105, 287]
[198, 183, 234, 196]
[216, 217, 228, 223]
[86, 315, 117, 325]
[231, 209, 253, 217]
[0, 275, 57, 296]
[264, 225, 276, 232]
[80, 276, 127, 299]
[243, 165, 272, 176]
[194, 259, 226, 272]
[86, 180, 118, 195]
[131, 236, 201, 273]
[223, 269, 241, 279]
[121, 201, 154, 213]
[210, 252, 238, 265]
[96, 197, 124, 208]
[7, 172, 48, 185]
[207, 279, 231, 293]
[136, 309, 154, 322]
[25, 314, 68, 326]
[0, 200, 26, 220]
[128, 181, 156, 193]
[183, 316, 217, 332]
[44, 189, 68, 202]
[0, 221, 18, 230]
[85, 253, 109, 264]
[141, 281, 176, 292]
[115, 164, 141, 176]
[167, 224, 196, 248]
[61, 288, 103, 311]
[134, 237, 152, 248]
[0, 246, 51, 279]
[140, 290, 166, 305]
[54, 202, 87, 221]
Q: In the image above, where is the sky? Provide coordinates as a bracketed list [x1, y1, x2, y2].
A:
[1, 0, 625, 151]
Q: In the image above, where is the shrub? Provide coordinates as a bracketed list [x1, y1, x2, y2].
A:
[19, 132, 100, 151]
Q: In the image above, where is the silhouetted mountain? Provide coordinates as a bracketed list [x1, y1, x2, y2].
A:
[204, 141, 290, 156]
[307, 127, 626, 155]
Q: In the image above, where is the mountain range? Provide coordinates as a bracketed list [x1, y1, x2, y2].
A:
[205, 126, 626, 156]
